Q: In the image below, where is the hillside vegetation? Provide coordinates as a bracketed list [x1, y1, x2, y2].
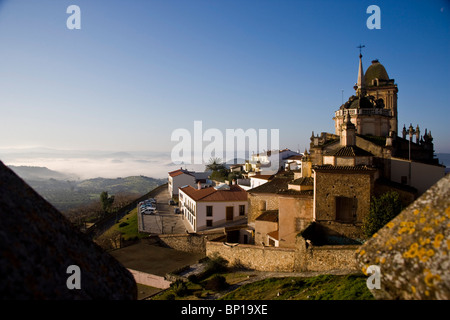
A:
[9, 166, 165, 212]
[220, 274, 374, 300]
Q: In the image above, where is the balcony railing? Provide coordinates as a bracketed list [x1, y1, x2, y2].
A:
[335, 108, 392, 117]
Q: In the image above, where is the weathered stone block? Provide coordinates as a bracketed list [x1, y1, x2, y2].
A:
[356, 174, 450, 299]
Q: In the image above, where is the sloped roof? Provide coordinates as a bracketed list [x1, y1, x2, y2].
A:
[313, 164, 376, 171]
[290, 177, 314, 186]
[267, 230, 279, 240]
[0, 161, 137, 299]
[248, 173, 294, 194]
[330, 146, 373, 157]
[251, 174, 274, 180]
[168, 168, 193, 177]
[255, 210, 278, 222]
[179, 184, 247, 202]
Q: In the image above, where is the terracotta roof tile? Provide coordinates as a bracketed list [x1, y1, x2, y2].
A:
[179, 184, 247, 202]
[290, 177, 314, 186]
[330, 146, 373, 157]
[168, 169, 192, 177]
[249, 172, 294, 194]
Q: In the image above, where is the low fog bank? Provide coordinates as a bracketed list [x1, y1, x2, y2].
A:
[0, 149, 206, 180]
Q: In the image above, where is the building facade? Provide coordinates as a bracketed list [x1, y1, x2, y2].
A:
[179, 184, 248, 232]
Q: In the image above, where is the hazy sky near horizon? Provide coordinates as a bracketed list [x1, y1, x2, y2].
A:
[0, 0, 449, 162]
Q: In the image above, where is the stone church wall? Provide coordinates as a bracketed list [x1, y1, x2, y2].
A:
[248, 193, 280, 223]
[314, 170, 374, 223]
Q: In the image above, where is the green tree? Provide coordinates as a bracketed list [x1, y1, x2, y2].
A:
[363, 191, 403, 238]
[205, 157, 227, 172]
[205, 158, 229, 182]
[100, 191, 115, 213]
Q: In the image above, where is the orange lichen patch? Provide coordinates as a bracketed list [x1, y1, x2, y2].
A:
[386, 222, 395, 229]
[413, 209, 420, 215]
[372, 233, 378, 238]
[424, 269, 441, 287]
[362, 264, 369, 276]
[423, 225, 433, 232]
[447, 239, 450, 250]
[445, 206, 450, 219]
[403, 242, 434, 262]
[359, 249, 366, 256]
[380, 257, 386, 264]
[403, 243, 418, 259]
[398, 221, 416, 235]
[433, 234, 444, 249]
[411, 285, 416, 294]
[419, 237, 431, 246]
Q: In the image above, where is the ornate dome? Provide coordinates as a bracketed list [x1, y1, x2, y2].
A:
[365, 60, 389, 86]
[340, 95, 385, 109]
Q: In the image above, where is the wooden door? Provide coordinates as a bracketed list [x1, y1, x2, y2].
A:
[226, 206, 234, 221]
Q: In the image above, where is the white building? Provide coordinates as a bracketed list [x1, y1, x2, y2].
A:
[248, 148, 301, 174]
[178, 184, 248, 232]
[284, 154, 303, 171]
[249, 174, 273, 189]
[168, 168, 212, 198]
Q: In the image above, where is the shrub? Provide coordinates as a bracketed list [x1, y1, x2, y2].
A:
[188, 274, 199, 284]
[206, 254, 228, 273]
[165, 293, 175, 300]
[170, 279, 188, 297]
[205, 275, 228, 291]
[363, 191, 403, 238]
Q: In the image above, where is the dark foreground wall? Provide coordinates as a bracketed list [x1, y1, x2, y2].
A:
[0, 161, 137, 299]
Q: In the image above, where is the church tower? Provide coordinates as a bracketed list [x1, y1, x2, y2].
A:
[364, 59, 399, 135]
[333, 53, 398, 137]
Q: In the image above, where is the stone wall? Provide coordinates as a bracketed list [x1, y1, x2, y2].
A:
[278, 194, 313, 248]
[303, 244, 360, 272]
[151, 231, 224, 254]
[206, 238, 359, 273]
[206, 241, 297, 272]
[314, 170, 374, 223]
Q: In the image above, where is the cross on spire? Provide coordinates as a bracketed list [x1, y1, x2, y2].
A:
[357, 44, 366, 57]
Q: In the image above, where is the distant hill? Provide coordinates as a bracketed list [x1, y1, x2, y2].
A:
[7, 165, 166, 213]
[8, 165, 78, 181]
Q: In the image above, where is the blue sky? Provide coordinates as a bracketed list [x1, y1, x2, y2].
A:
[0, 0, 449, 159]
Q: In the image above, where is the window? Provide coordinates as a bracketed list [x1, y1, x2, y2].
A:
[335, 196, 357, 223]
[239, 205, 245, 216]
[206, 206, 213, 217]
[206, 220, 213, 227]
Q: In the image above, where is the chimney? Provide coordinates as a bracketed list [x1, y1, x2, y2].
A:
[197, 181, 202, 190]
